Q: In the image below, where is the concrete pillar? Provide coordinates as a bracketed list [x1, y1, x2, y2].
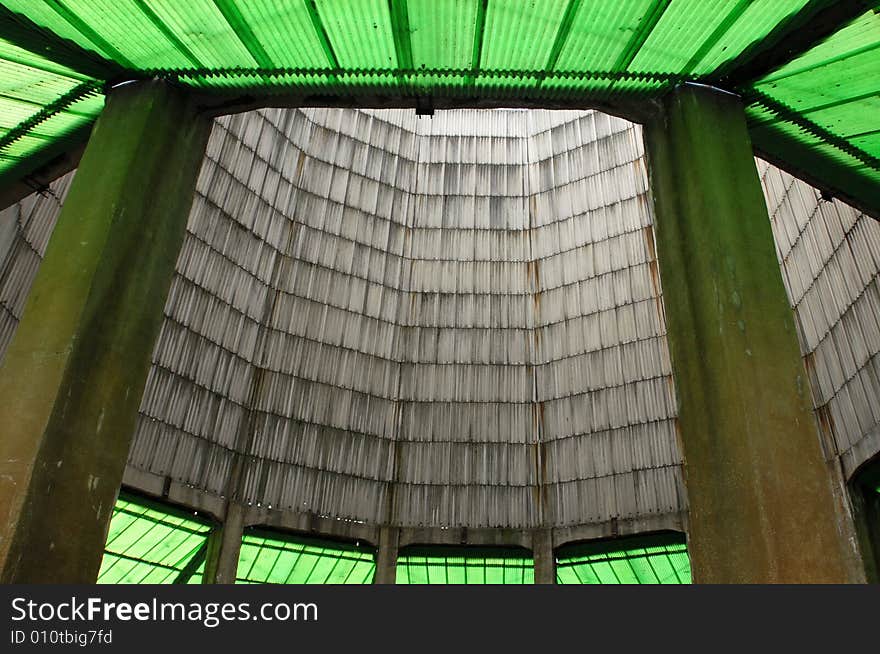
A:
[374, 526, 399, 584]
[0, 80, 211, 583]
[532, 529, 555, 584]
[204, 502, 245, 584]
[643, 83, 862, 583]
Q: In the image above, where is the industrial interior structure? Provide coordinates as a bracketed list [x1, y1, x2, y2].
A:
[0, 1, 878, 584]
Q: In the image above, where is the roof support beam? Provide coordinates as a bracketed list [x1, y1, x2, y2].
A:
[0, 5, 123, 80]
[304, 0, 341, 69]
[541, 0, 582, 78]
[131, 0, 203, 69]
[752, 129, 880, 221]
[714, 0, 877, 87]
[468, 0, 488, 90]
[681, 0, 754, 74]
[389, 0, 414, 72]
[212, 0, 275, 69]
[43, 0, 135, 69]
[611, 0, 671, 73]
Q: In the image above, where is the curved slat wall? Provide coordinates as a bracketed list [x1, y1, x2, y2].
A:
[129, 106, 685, 529]
[0, 172, 74, 357]
[4, 108, 875, 533]
[759, 160, 880, 478]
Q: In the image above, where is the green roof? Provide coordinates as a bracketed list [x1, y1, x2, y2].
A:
[236, 529, 376, 584]
[556, 533, 692, 584]
[396, 546, 535, 584]
[97, 492, 213, 584]
[0, 1, 877, 214]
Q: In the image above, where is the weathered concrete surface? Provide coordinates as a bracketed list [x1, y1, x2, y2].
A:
[644, 84, 864, 583]
[0, 80, 211, 583]
[532, 529, 555, 584]
[204, 502, 245, 584]
[374, 526, 400, 584]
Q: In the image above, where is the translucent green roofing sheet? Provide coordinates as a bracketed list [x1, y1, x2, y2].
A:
[0, 1, 877, 214]
[236, 529, 376, 584]
[396, 546, 534, 584]
[745, 8, 880, 191]
[0, 37, 103, 177]
[556, 534, 692, 584]
[97, 492, 213, 584]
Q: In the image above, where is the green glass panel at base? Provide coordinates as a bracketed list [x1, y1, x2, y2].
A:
[97, 492, 213, 584]
[236, 529, 375, 584]
[556, 534, 691, 584]
[396, 546, 534, 584]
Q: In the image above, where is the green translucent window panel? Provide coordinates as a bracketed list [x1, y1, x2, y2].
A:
[759, 10, 880, 83]
[481, 0, 570, 72]
[314, 0, 397, 69]
[554, 1, 655, 73]
[556, 534, 691, 584]
[853, 132, 880, 154]
[753, 49, 879, 119]
[0, 89, 103, 177]
[231, 0, 331, 69]
[630, 0, 808, 74]
[2, 0, 109, 60]
[236, 530, 376, 584]
[97, 492, 213, 584]
[0, 38, 91, 81]
[689, 0, 811, 75]
[749, 113, 877, 180]
[143, 0, 258, 69]
[635, 0, 810, 75]
[396, 546, 535, 584]
[807, 99, 880, 140]
[408, 0, 477, 71]
[37, 0, 194, 69]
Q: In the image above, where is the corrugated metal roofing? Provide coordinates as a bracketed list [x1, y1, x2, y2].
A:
[0, 1, 877, 214]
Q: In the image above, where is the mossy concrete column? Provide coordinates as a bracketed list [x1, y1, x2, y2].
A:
[204, 502, 245, 584]
[0, 80, 211, 583]
[532, 529, 555, 584]
[644, 83, 861, 583]
[374, 526, 399, 584]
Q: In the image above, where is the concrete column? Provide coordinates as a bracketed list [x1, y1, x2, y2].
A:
[0, 80, 211, 583]
[532, 529, 555, 584]
[204, 502, 245, 584]
[374, 526, 399, 584]
[643, 83, 862, 583]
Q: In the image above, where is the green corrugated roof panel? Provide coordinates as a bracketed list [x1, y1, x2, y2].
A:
[0, 1, 877, 215]
[688, 0, 812, 75]
[97, 492, 213, 584]
[396, 546, 535, 584]
[236, 529, 376, 584]
[316, 0, 397, 69]
[0, 39, 102, 178]
[232, 0, 330, 69]
[556, 534, 692, 584]
[554, 1, 656, 73]
[744, 7, 880, 203]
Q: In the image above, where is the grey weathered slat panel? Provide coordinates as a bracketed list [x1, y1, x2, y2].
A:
[1, 108, 686, 530]
[758, 158, 880, 476]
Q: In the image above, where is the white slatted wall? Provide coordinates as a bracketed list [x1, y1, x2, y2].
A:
[2, 109, 874, 531]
